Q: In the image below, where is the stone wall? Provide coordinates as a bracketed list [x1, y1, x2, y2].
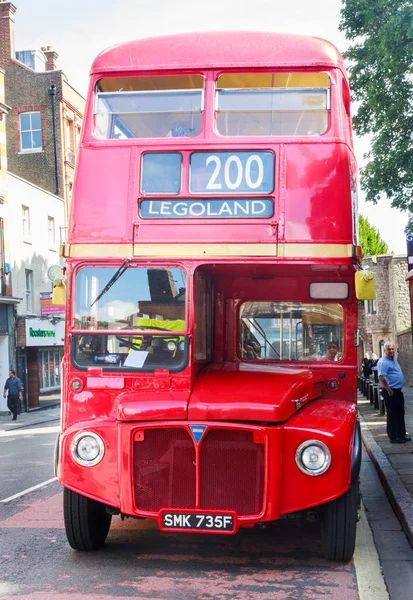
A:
[359, 255, 410, 359]
[397, 329, 413, 387]
[390, 259, 411, 332]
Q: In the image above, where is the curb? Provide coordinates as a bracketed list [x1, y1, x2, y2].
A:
[359, 413, 413, 549]
[0, 416, 60, 433]
[28, 402, 60, 412]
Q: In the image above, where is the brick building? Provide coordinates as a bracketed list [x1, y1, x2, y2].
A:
[0, 0, 84, 220]
[0, 66, 21, 413]
[358, 254, 413, 385]
[0, 1, 85, 411]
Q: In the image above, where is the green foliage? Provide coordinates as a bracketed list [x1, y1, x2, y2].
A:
[339, 1, 413, 231]
[358, 214, 389, 256]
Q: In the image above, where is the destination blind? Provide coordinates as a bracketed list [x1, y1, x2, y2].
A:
[140, 198, 273, 219]
[140, 150, 275, 218]
[141, 150, 275, 195]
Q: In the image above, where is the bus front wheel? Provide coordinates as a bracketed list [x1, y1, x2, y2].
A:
[63, 488, 112, 551]
[321, 483, 358, 562]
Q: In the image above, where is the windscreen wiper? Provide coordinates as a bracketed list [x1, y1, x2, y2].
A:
[90, 259, 131, 307]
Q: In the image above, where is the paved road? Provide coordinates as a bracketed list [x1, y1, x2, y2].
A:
[0, 483, 363, 600]
[0, 422, 59, 501]
[1, 415, 411, 599]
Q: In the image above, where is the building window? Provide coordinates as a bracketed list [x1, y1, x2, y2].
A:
[22, 205, 30, 240]
[39, 347, 64, 392]
[0, 217, 5, 296]
[366, 299, 377, 314]
[65, 119, 75, 164]
[48, 216, 56, 248]
[379, 340, 385, 356]
[76, 125, 81, 147]
[19, 112, 42, 152]
[25, 270, 33, 313]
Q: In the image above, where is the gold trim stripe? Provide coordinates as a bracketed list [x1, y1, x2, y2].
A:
[279, 243, 353, 259]
[61, 243, 354, 259]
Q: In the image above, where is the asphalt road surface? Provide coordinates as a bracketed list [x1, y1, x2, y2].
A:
[0, 422, 58, 501]
[0, 419, 410, 600]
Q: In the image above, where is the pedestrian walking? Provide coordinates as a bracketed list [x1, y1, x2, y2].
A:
[361, 353, 372, 379]
[371, 352, 379, 384]
[3, 370, 23, 421]
[378, 342, 411, 444]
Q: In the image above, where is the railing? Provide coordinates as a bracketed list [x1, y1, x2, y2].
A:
[358, 374, 385, 415]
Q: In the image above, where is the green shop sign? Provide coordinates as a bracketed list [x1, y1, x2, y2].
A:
[29, 327, 55, 338]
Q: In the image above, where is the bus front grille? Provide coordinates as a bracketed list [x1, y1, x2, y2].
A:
[133, 428, 196, 511]
[133, 427, 265, 516]
[200, 429, 264, 516]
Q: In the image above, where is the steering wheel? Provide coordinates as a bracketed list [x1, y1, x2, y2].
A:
[115, 336, 142, 351]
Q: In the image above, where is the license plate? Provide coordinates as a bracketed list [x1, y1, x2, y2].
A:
[161, 511, 235, 532]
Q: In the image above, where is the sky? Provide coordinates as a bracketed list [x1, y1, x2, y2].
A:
[11, 0, 409, 254]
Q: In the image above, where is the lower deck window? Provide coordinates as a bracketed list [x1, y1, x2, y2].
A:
[239, 301, 343, 361]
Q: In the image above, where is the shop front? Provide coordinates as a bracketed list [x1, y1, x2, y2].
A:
[16, 316, 65, 409]
[0, 300, 19, 416]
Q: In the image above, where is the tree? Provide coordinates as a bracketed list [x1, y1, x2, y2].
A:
[358, 215, 389, 256]
[339, 1, 413, 231]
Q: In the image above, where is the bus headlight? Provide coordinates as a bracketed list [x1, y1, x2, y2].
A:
[295, 440, 331, 476]
[71, 432, 104, 467]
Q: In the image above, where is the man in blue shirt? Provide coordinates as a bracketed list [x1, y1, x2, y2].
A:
[3, 370, 23, 421]
[378, 342, 411, 443]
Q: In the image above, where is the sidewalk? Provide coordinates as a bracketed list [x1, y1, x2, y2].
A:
[358, 384, 413, 549]
[0, 405, 60, 433]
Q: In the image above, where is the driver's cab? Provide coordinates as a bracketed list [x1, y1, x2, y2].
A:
[71, 264, 188, 372]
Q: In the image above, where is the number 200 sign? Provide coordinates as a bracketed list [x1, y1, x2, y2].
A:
[190, 151, 274, 195]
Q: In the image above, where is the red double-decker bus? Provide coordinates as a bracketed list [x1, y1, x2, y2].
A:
[57, 31, 361, 562]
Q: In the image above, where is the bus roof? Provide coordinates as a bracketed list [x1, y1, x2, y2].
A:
[90, 31, 346, 76]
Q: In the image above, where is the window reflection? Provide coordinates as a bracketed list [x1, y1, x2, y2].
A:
[73, 266, 188, 372]
[74, 266, 186, 330]
[240, 302, 343, 361]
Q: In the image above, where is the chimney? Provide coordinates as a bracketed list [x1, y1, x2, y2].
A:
[41, 45, 58, 71]
[0, 1, 17, 65]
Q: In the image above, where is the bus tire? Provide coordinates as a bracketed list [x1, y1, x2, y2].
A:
[63, 487, 112, 551]
[321, 483, 358, 562]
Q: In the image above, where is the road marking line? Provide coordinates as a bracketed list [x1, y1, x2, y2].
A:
[0, 477, 57, 503]
[354, 502, 390, 600]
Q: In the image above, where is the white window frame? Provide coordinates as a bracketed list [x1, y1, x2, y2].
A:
[25, 270, 33, 313]
[19, 111, 42, 153]
[22, 205, 31, 240]
[365, 299, 377, 315]
[65, 118, 75, 164]
[48, 216, 56, 249]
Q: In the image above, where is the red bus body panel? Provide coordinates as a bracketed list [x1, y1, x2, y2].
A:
[59, 31, 360, 534]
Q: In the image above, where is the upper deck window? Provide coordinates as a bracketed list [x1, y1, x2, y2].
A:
[94, 75, 204, 139]
[216, 72, 330, 137]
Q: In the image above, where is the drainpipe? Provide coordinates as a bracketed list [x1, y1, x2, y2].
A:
[48, 85, 60, 195]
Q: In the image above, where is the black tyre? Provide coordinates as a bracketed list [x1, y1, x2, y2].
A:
[63, 487, 112, 551]
[321, 483, 358, 562]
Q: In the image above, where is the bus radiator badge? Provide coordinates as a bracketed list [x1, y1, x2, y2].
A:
[189, 425, 207, 444]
